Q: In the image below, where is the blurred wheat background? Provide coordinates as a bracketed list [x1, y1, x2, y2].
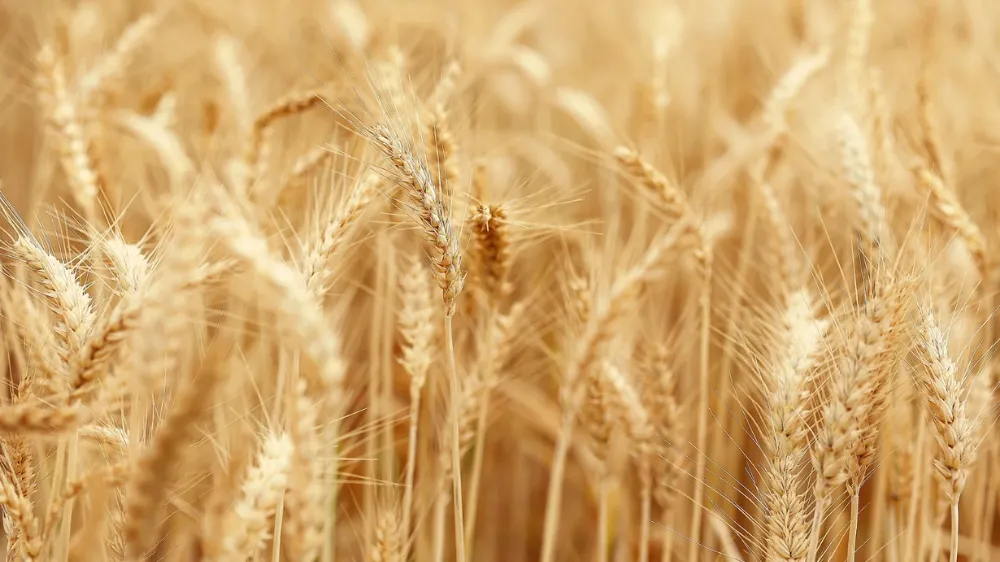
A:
[0, 0, 996, 561]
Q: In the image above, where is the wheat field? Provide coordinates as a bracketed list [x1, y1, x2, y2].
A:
[0, 0, 996, 560]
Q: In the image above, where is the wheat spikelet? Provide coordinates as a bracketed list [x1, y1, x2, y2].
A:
[758, 283, 825, 562]
[424, 105, 459, 193]
[642, 346, 681, 513]
[79, 424, 129, 450]
[569, 275, 592, 326]
[0, 401, 85, 434]
[370, 502, 405, 562]
[755, 176, 799, 304]
[914, 164, 987, 282]
[579, 365, 616, 469]
[837, 111, 886, 263]
[846, 286, 908, 497]
[399, 257, 438, 391]
[614, 146, 692, 227]
[36, 45, 103, 228]
[0, 468, 42, 561]
[283, 379, 326, 562]
[808, 282, 897, 562]
[763, 452, 810, 562]
[811, 282, 895, 494]
[101, 236, 149, 296]
[217, 433, 294, 562]
[844, 0, 873, 110]
[2, 434, 37, 506]
[4, 281, 64, 395]
[301, 172, 381, 297]
[914, 306, 989, 562]
[603, 362, 653, 461]
[70, 293, 142, 402]
[764, 289, 826, 458]
[213, 35, 251, 134]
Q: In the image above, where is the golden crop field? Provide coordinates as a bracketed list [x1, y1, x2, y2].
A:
[0, 0, 995, 561]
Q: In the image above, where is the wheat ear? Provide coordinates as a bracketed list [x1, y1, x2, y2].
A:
[0, 466, 42, 561]
[10, 238, 95, 378]
[915, 307, 987, 562]
[914, 164, 987, 283]
[641, 346, 682, 562]
[217, 433, 294, 562]
[367, 123, 466, 317]
[243, 89, 326, 189]
[579, 362, 617, 562]
[301, 172, 381, 298]
[283, 379, 326, 562]
[371, 500, 405, 562]
[36, 45, 103, 229]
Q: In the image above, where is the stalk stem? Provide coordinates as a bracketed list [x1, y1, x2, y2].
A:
[445, 317, 467, 562]
[540, 412, 576, 562]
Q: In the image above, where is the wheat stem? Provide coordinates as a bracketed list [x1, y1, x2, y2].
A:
[432, 492, 448, 562]
[321, 419, 342, 562]
[464, 302, 500, 555]
[445, 317, 467, 562]
[401, 386, 422, 546]
[464, 392, 491, 557]
[688, 269, 712, 562]
[848, 493, 860, 562]
[272, 490, 284, 562]
[950, 501, 959, 562]
[806, 495, 826, 562]
[597, 476, 611, 562]
[639, 483, 652, 562]
[661, 511, 674, 562]
[905, 417, 927, 561]
[540, 412, 575, 562]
